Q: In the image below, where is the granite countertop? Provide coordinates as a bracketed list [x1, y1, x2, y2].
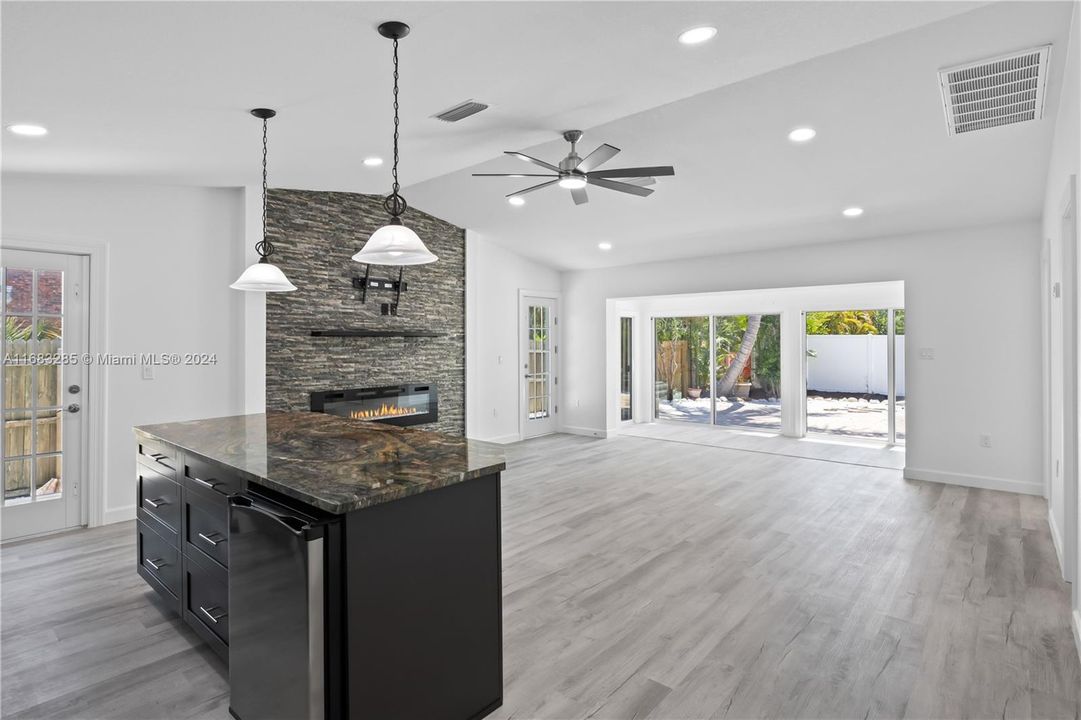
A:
[134, 412, 506, 514]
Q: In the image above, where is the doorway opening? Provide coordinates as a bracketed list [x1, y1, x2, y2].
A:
[804, 308, 905, 444]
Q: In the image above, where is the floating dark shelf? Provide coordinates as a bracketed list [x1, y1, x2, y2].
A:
[310, 329, 444, 338]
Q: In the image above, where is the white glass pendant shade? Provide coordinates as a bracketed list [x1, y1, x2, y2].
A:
[230, 259, 297, 292]
[352, 222, 438, 265]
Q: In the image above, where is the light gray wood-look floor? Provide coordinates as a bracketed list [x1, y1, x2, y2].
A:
[3, 433, 1079, 719]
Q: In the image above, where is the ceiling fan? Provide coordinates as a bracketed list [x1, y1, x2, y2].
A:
[473, 130, 675, 205]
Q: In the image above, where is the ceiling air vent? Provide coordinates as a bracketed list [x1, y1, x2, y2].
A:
[433, 100, 489, 123]
[938, 45, 1051, 135]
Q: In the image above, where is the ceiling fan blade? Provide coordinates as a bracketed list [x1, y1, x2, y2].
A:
[505, 151, 561, 173]
[588, 166, 675, 179]
[472, 173, 559, 178]
[621, 176, 656, 187]
[587, 176, 654, 197]
[576, 143, 620, 172]
[507, 179, 560, 198]
[571, 186, 589, 205]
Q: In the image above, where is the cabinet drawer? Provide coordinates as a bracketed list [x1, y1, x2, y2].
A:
[185, 550, 229, 645]
[183, 455, 243, 499]
[136, 437, 178, 478]
[185, 492, 228, 568]
[137, 465, 180, 538]
[137, 520, 180, 599]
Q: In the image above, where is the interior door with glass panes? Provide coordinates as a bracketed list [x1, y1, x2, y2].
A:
[521, 296, 557, 438]
[1, 249, 88, 541]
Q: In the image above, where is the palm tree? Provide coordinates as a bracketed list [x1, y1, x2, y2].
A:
[716, 314, 761, 397]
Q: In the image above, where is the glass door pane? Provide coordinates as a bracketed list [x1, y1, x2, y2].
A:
[1, 266, 65, 507]
[894, 309, 905, 444]
[620, 317, 632, 421]
[654, 317, 709, 422]
[713, 314, 782, 431]
[527, 304, 551, 420]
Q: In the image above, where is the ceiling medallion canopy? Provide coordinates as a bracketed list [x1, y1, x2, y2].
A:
[231, 108, 298, 293]
[352, 21, 438, 267]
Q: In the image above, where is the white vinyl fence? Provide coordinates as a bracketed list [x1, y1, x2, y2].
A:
[806, 335, 905, 397]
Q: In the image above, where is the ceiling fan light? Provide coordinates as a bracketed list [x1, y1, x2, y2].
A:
[352, 222, 438, 265]
[558, 176, 587, 190]
[230, 259, 297, 292]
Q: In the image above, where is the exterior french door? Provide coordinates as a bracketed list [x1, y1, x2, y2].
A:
[521, 296, 557, 438]
[1, 249, 88, 541]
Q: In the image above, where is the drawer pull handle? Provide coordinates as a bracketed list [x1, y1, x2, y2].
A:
[145, 557, 167, 571]
[199, 605, 227, 624]
[192, 477, 220, 490]
[197, 532, 224, 547]
[143, 497, 167, 509]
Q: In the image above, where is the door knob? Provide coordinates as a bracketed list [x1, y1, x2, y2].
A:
[67, 403, 81, 413]
[68, 384, 81, 394]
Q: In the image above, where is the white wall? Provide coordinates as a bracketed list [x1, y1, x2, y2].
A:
[564, 220, 1044, 496]
[1040, 0, 1081, 651]
[465, 231, 561, 442]
[2, 174, 248, 524]
[807, 335, 906, 396]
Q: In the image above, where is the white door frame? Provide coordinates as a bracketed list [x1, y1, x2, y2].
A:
[518, 290, 560, 440]
[4, 238, 107, 529]
[618, 313, 638, 425]
[1061, 176, 1078, 585]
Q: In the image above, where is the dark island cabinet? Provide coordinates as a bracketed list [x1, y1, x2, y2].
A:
[136, 438, 238, 663]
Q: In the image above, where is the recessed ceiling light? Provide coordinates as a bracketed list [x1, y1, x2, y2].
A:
[363, 157, 384, 167]
[678, 26, 717, 45]
[508, 196, 525, 206]
[7, 124, 48, 137]
[598, 242, 613, 250]
[788, 127, 816, 143]
[842, 207, 864, 218]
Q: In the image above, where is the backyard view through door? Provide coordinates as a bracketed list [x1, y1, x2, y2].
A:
[805, 309, 905, 443]
[521, 296, 556, 438]
[1, 249, 87, 541]
[654, 315, 782, 431]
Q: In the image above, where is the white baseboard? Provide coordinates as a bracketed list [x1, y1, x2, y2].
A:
[102, 505, 136, 525]
[902, 467, 1043, 496]
[561, 425, 609, 439]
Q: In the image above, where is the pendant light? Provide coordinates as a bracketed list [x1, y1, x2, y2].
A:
[231, 108, 298, 292]
[352, 21, 438, 266]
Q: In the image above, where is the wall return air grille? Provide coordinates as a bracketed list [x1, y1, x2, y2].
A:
[938, 45, 1051, 135]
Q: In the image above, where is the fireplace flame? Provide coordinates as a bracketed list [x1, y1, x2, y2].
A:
[350, 403, 420, 420]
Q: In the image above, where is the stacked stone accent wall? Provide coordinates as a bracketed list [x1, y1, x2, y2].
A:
[265, 189, 465, 436]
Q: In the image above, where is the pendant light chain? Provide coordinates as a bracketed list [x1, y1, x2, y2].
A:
[256, 116, 273, 259]
[383, 35, 408, 219]
[392, 37, 400, 198]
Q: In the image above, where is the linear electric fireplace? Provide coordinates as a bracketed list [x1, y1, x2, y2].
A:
[310, 384, 438, 427]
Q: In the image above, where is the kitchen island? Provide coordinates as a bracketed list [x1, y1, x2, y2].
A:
[134, 412, 506, 720]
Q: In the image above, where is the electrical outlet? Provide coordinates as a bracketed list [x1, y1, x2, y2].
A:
[141, 365, 154, 380]
[979, 434, 992, 448]
[919, 348, 935, 360]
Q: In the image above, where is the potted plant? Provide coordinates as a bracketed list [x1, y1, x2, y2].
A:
[686, 387, 702, 399]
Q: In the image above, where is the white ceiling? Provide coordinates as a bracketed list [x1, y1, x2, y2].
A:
[3, 1, 1071, 270]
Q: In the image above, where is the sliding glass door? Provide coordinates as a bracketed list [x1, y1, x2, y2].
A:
[620, 317, 633, 422]
[713, 314, 781, 431]
[654, 317, 710, 422]
[653, 314, 782, 431]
